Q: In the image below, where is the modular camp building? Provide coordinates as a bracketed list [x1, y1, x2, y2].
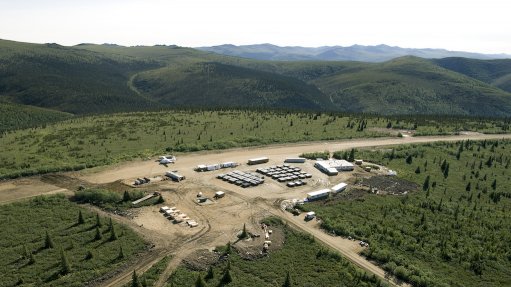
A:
[165, 171, 185, 181]
[315, 159, 354, 175]
[247, 157, 269, 165]
[284, 157, 306, 163]
[214, 191, 225, 198]
[314, 161, 338, 175]
[331, 182, 348, 193]
[306, 189, 331, 201]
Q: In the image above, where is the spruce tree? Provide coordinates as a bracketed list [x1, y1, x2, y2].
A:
[85, 250, 93, 260]
[44, 231, 55, 249]
[195, 274, 206, 287]
[282, 271, 291, 287]
[107, 218, 113, 231]
[131, 270, 140, 287]
[94, 227, 102, 241]
[78, 210, 85, 225]
[95, 213, 102, 227]
[406, 155, 413, 164]
[60, 248, 71, 275]
[205, 266, 214, 281]
[118, 245, 125, 259]
[348, 148, 356, 162]
[123, 191, 131, 202]
[239, 223, 248, 239]
[415, 166, 421, 174]
[28, 252, 36, 265]
[423, 175, 430, 191]
[156, 194, 164, 204]
[109, 225, 118, 241]
[220, 269, 232, 285]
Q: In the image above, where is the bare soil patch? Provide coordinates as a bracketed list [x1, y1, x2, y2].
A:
[360, 175, 419, 195]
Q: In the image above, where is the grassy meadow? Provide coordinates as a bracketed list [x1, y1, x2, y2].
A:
[1, 110, 509, 179]
[0, 194, 147, 287]
[304, 139, 511, 287]
[168, 218, 387, 287]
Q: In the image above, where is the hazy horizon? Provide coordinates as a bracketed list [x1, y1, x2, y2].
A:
[1, 0, 510, 54]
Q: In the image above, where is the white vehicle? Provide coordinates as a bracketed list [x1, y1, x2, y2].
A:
[305, 211, 316, 221]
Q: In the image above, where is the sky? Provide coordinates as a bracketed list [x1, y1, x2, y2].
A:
[0, 0, 510, 54]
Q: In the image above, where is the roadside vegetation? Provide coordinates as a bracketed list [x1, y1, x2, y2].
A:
[168, 218, 387, 287]
[304, 139, 511, 286]
[1, 109, 509, 179]
[0, 194, 147, 287]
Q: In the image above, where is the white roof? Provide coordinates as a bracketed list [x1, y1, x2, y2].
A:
[332, 182, 348, 191]
[306, 211, 315, 216]
[307, 189, 331, 197]
[249, 157, 269, 161]
[215, 191, 225, 195]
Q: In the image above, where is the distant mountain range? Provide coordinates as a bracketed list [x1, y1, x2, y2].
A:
[2, 38, 511, 132]
[198, 44, 511, 62]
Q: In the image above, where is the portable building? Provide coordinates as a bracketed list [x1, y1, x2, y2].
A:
[331, 182, 348, 193]
[355, 159, 363, 165]
[247, 157, 269, 165]
[284, 157, 306, 163]
[166, 171, 185, 181]
[221, 162, 237, 168]
[214, 191, 225, 198]
[306, 189, 331, 201]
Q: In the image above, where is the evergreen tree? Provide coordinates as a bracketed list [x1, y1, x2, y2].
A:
[239, 223, 248, 239]
[195, 274, 206, 287]
[348, 149, 356, 162]
[156, 194, 164, 204]
[44, 231, 55, 249]
[415, 166, 421, 174]
[423, 175, 430, 191]
[443, 163, 450, 178]
[205, 266, 214, 281]
[107, 218, 113, 231]
[78, 210, 85, 225]
[282, 271, 291, 287]
[220, 268, 232, 285]
[224, 242, 231, 255]
[110, 225, 118, 241]
[131, 270, 140, 287]
[94, 227, 102, 241]
[60, 248, 71, 275]
[118, 245, 125, 259]
[28, 252, 36, 265]
[85, 250, 93, 260]
[95, 213, 102, 227]
[491, 179, 497, 190]
[123, 191, 131, 202]
[466, 182, 471, 192]
[406, 155, 413, 164]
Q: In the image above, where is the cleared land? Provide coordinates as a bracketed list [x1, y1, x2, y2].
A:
[2, 133, 511, 287]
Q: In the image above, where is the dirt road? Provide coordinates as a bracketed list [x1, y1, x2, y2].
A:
[3, 133, 511, 287]
[81, 133, 511, 184]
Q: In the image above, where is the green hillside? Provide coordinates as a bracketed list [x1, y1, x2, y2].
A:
[133, 62, 330, 110]
[434, 57, 511, 92]
[2, 39, 511, 118]
[0, 39, 160, 114]
[0, 101, 72, 133]
[312, 56, 511, 116]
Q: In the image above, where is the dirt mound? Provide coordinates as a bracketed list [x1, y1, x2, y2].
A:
[182, 249, 221, 271]
[361, 176, 419, 195]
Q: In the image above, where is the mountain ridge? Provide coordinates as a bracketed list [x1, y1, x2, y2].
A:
[198, 43, 511, 62]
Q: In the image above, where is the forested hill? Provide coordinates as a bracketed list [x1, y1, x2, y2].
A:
[2, 39, 511, 129]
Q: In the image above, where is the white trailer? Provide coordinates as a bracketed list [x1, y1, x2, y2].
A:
[221, 162, 237, 168]
[306, 189, 331, 201]
[331, 182, 348, 193]
[166, 171, 185, 181]
[247, 157, 269, 165]
[284, 157, 306, 163]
